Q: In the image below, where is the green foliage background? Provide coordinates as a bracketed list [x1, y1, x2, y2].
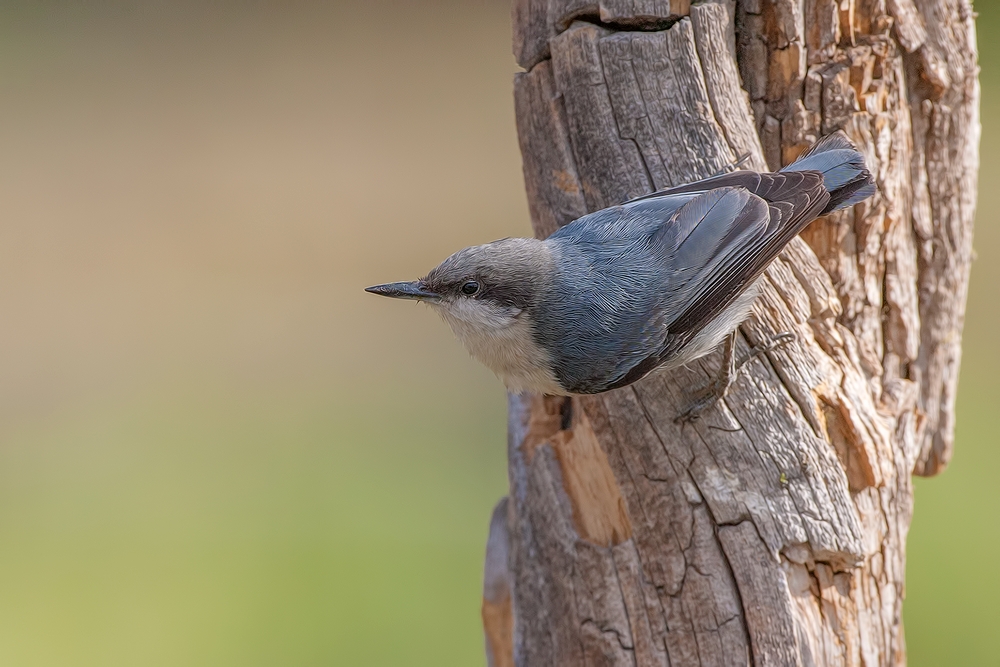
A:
[0, 2, 994, 664]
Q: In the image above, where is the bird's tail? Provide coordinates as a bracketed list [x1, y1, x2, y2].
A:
[780, 131, 876, 214]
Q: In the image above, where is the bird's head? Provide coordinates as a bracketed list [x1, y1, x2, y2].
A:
[366, 237, 552, 335]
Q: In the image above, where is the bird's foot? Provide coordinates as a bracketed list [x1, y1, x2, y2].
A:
[710, 152, 753, 177]
[674, 374, 733, 424]
[674, 331, 796, 424]
[733, 331, 796, 373]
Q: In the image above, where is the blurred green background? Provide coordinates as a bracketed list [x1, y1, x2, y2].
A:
[0, 1, 993, 665]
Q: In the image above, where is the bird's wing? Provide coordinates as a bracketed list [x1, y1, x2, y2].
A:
[657, 171, 828, 348]
[545, 171, 829, 392]
[597, 173, 829, 390]
[623, 170, 765, 204]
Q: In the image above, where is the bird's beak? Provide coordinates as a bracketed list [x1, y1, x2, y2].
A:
[365, 281, 441, 301]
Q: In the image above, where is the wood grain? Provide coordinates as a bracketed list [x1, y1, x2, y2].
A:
[491, 0, 979, 663]
[483, 498, 514, 667]
[513, 0, 692, 70]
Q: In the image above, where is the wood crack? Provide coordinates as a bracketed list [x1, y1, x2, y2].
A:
[566, 12, 684, 34]
[502, 0, 978, 663]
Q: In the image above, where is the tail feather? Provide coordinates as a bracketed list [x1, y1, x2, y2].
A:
[780, 131, 876, 214]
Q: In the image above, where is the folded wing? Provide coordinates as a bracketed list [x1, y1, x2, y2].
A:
[602, 171, 828, 390]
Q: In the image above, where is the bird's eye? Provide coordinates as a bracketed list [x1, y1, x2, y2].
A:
[461, 280, 480, 296]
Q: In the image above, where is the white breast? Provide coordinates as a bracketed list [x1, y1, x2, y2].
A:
[431, 300, 566, 396]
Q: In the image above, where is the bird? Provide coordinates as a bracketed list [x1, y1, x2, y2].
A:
[366, 132, 875, 419]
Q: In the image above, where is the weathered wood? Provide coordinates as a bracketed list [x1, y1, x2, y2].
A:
[491, 0, 978, 664]
[513, 62, 588, 239]
[513, 0, 692, 70]
[886, 0, 927, 54]
[483, 498, 514, 667]
[907, 0, 979, 475]
[692, 2, 770, 173]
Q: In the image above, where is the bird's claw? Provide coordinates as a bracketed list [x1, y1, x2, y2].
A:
[675, 331, 797, 424]
[674, 377, 730, 424]
[711, 152, 753, 178]
[754, 331, 796, 354]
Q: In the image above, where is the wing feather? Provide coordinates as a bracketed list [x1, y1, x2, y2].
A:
[659, 172, 828, 355]
[602, 173, 828, 390]
[544, 170, 830, 393]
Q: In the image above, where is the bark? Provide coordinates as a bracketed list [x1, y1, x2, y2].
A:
[483, 0, 978, 665]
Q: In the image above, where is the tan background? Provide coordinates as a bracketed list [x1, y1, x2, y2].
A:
[0, 1, 994, 664]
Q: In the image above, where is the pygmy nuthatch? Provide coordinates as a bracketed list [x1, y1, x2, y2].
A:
[367, 132, 875, 415]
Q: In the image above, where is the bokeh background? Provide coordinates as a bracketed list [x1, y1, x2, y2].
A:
[0, 1, 994, 665]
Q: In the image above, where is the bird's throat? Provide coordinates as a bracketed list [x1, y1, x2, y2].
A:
[433, 304, 565, 395]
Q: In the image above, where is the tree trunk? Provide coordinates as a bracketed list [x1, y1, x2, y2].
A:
[482, 0, 979, 665]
